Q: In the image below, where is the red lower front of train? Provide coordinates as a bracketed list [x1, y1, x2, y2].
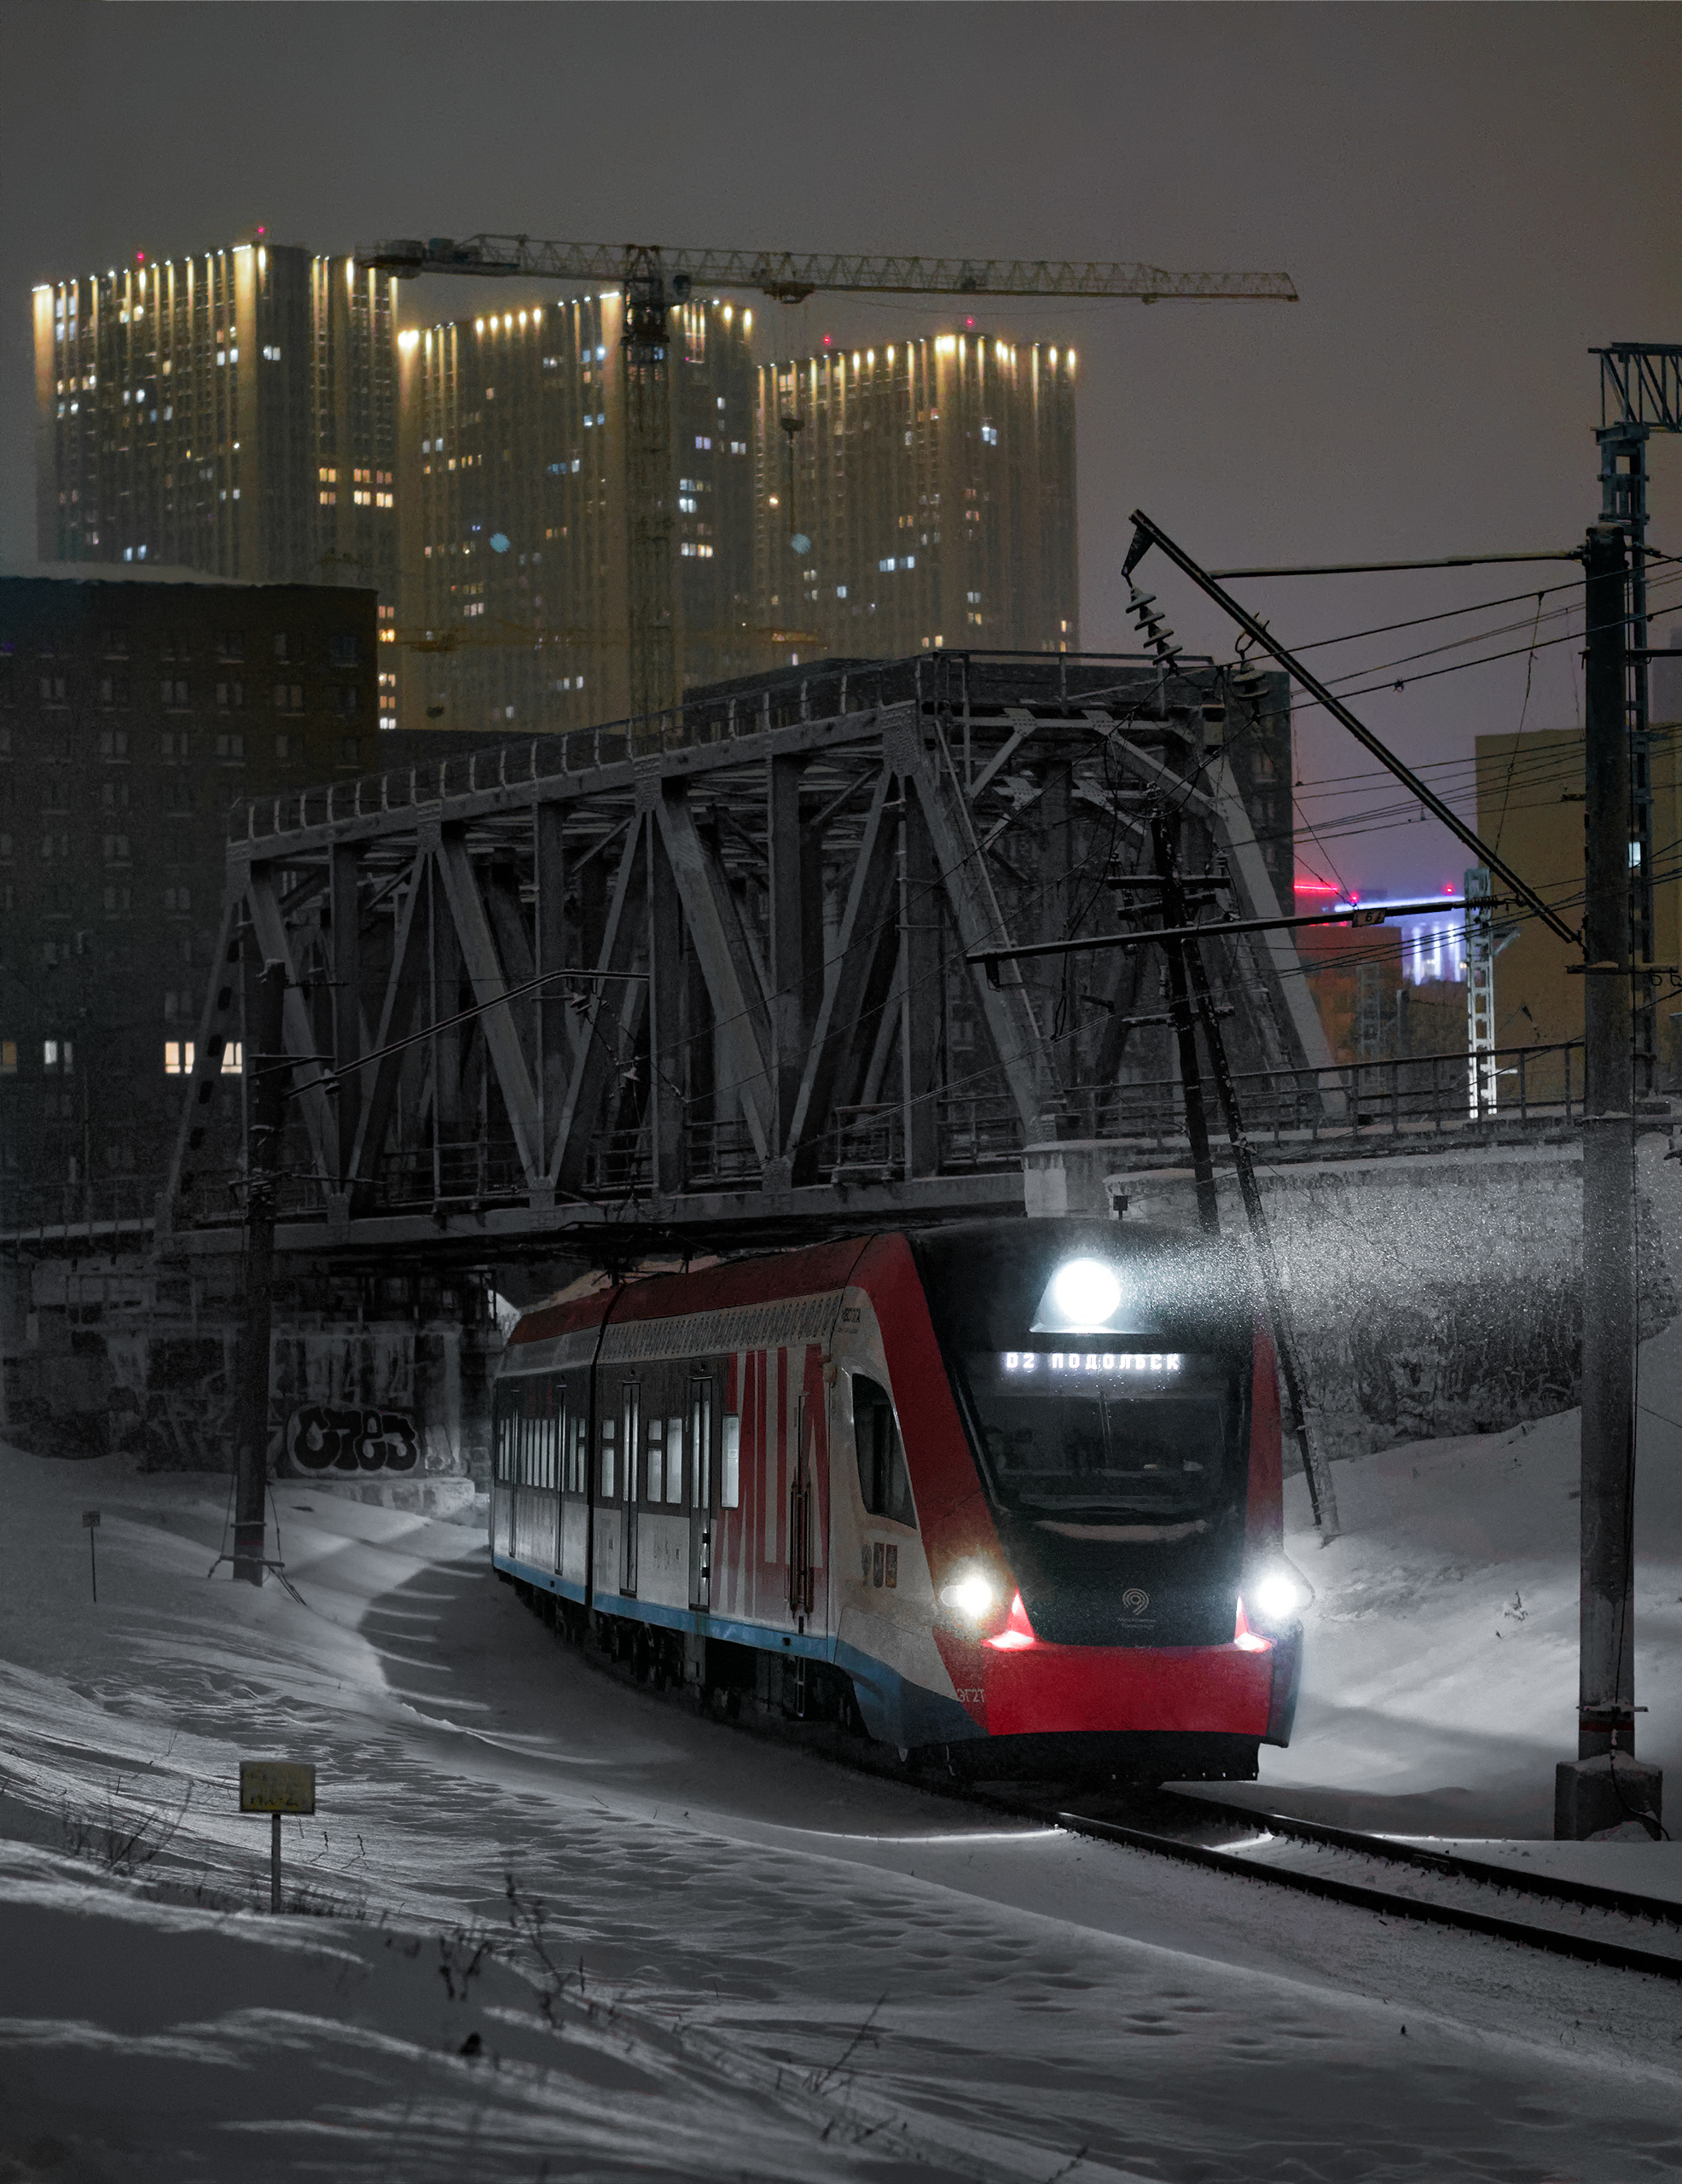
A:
[935, 1617, 1293, 1742]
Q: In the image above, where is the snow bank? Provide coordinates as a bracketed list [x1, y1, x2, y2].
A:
[3, 1356, 1681, 2180]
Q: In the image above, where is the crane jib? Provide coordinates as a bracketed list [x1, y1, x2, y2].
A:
[355, 235, 1298, 305]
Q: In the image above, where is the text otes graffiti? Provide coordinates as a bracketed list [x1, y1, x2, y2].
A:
[287, 1406, 420, 1474]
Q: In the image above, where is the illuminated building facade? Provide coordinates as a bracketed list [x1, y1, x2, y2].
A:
[1476, 642, 1682, 1086]
[32, 243, 402, 729]
[753, 333, 1079, 661]
[397, 295, 758, 730]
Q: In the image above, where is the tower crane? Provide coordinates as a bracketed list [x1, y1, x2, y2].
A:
[357, 234, 1297, 720]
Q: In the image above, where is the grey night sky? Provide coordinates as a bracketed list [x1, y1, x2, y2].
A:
[4, 1, 1679, 896]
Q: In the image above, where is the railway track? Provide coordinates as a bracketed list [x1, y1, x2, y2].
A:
[1042, 1790, 1682, 1984]
[514, 1581, 1682, 1985]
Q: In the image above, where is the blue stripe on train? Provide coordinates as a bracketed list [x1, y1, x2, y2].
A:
[498, 1555, 587, 1605]
[495, 1553, 981, 1748]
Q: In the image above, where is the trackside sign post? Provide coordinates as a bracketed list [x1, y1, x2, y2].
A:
[239, 1760, 316, 1912]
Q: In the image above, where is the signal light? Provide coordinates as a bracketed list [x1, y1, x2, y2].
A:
[983, 1592, 1036, 1653]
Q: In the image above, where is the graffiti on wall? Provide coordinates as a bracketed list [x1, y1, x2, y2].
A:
[284, 1405, 420, 1475]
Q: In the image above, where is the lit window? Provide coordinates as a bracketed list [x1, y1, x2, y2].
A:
[164, 1041, 194, 1076]
[44, 1038, 72, 1073]
[694, 435, 711, 450]
[0, 1042, 15, 1076]
[836, 585, 848, 599]
[221, 1042, 243, 1075]
[981, 424, 998, 444]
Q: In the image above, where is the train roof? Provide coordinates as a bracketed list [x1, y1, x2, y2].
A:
[503, 1217, 1232, 1352]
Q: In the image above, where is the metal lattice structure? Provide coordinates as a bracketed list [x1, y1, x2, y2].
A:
[1464, 865, 1497, 1116]
[159, 653, 1331, 1266]
[360, 236, 1299, 305]
[1594, 343, 1682, 1087]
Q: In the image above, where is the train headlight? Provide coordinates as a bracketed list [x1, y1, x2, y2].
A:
[939, 1566, 1003, 1623]
[1247, 1562, 1313, 1628]
[1048, 1257, 1123, 1329]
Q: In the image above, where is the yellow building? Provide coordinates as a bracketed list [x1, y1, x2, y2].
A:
[1475, 664, 1682, 1083]
[755, 333, 1078, 661]
[396, 293, 763, 731]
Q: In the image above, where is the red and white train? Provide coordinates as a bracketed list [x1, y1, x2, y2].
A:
[493, 1217, 1308, 1780]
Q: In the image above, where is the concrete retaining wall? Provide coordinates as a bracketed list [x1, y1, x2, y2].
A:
[1105, 1139, 1677, 1457]
[0, 1255, 499, 1490]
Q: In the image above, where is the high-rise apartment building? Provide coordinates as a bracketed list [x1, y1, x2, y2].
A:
[397, 294, 759, 731]
[754, 332, 1078, 659]
[32, 241, 402, 729]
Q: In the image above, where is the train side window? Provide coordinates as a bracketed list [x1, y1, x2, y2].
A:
[568, 1413, 588, 1495]
[600, 1416, 616, 1500]
[646, 1415, 664, 1505]
[666, 1414, 684, 1502]
[722, 1414, 741, 1508]
[854, 1374, 915, 1527]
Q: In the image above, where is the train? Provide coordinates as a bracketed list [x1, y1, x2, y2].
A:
[491, 1217, 1308, 1780]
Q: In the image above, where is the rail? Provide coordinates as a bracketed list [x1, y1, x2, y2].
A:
[533, 1582, 1682, 1987]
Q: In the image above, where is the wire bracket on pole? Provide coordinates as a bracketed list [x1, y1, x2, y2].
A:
[1121, 512, 1581, 952]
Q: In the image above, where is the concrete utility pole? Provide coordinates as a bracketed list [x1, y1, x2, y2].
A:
[1557, 524, 1662, 1838]
[234, 957, 287, 1587]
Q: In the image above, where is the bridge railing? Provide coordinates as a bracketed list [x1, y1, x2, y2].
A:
[1058, 1039, 1586, 1153]
[0, 1175, 161, 1244]
[229, 659, 936, 846]
[120, 1041, 1592, 1243]
[228, 650, 1187, 847]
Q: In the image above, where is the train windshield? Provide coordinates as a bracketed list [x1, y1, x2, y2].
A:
[911, 1219, 1250, 1525]
[962, 1349, 1232, 1518]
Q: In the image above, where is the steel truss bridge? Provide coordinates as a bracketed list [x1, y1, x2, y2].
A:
[156, 652, 1340, 1269]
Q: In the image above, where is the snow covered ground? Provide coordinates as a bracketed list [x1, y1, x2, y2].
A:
[3, 1334, 1682, 2180]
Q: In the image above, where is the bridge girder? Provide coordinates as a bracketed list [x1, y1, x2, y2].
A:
[160, 657, 1325, 1264]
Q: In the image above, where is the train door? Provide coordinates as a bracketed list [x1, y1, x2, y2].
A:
[786, 1362, 829, 1639]
[593, 1397, 619, 1602]
[621, 1381, 641, 1597]
[688, 1371, 715, 1612]
[490, 1383, 515, 1560]
[560, 1368, 592, 1599]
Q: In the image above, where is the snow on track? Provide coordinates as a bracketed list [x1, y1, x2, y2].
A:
[2, 1432, 1680, 2181]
